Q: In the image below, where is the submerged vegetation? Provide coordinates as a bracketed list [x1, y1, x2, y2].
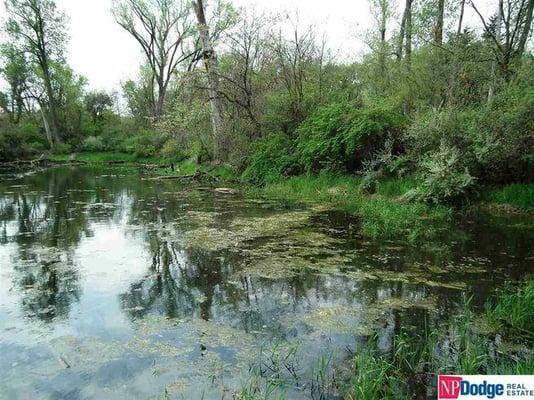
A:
[234, 281, 534, 399]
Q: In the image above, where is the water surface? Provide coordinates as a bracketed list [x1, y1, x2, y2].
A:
[0, 166, 532, 399]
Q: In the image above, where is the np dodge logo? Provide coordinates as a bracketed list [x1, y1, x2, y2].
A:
[438, 375, 534, 399]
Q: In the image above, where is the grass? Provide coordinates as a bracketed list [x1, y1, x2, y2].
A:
[345, 281, 534, 399]
[485, 280, 534, 334]
[48, 151, 169, 165]
[484, 183, 534, 210]
[47, 152, 237, 181]
[234, 281, 534, 399]
[257, 174, 450, 241]
[157, 161, 237, 181]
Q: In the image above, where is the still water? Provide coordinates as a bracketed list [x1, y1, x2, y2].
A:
[0, 166, 532, 399]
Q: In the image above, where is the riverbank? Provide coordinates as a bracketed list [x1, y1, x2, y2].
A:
[9, 153, 533, 240]
[234, 280, 534, 399]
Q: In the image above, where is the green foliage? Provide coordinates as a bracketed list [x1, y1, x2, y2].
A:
[484, 184, 534, 210]
[0, 120, 47, 160]
[260, 174, 450, 241]
[346, 281, 534, 399]
[409, 144, 477, 205]
[477, 85, 534, 183]
[160, 139, 189, 163]
[485, 281, 534, 332]
[241, 133, 298, 185]
[295, 100, 404, 173]
[124, 130, 166, 158]
[81, 136, 106, 152]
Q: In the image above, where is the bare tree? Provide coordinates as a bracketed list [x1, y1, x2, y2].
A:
[192, 0, 225, 161]
[113, 0, 195, 120]
[404, 0, 414, 67]
[218, 10, 276, 137]
[457, 0, 466, 35]
[370, 0, 394, 71]
[471, 0, 534, 81]
[434, 0, 446, 45]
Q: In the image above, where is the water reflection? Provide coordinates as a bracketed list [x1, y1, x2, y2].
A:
[0, 166, 532, 399]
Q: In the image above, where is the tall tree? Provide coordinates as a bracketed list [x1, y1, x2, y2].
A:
[0, 45, 28, 124]
[434, 0, 446, 45]
[113, 0, 195, 120]
[5, 0, 67, 146]
[370, 0, 394, 71]
[192, 0, 225, 162]
[471, 0, 534, 81]
[457, 0, 466, 35]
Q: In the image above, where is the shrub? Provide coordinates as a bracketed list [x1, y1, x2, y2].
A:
[476, 86, 534, 183]
[52, 142, 72, 155]
[241, 133, 299, 185]
[81, 136, 105, 152]
[407, 143, 477, 205]
[0, 120, 48, 160]
[124, 130, 166, 158]
[161, 139, 189, 163]
[295, 101, 404, 173]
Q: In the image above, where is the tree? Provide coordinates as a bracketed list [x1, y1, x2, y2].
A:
[369, 0, 394, 73]
[193, 0, 225, 161]
[85, 91, 113, 123]
[218, 10, 276, 137]
[5, 0, 67, 146]
[113, 0, 195, 120]
[434, 0, 445, 45]
[471, 0, 534, 81]
[0, 45, 29, 124]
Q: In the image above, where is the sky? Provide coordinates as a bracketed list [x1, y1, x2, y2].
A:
[0, 0, 493, 93]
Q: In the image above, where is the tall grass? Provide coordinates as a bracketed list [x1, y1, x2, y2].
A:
[484, 183, 534, 210]
[485, 280, 534, 333]
[260, 174, 450, 241]
[233, 282, 533, 399]
[346, 281, 534, 399]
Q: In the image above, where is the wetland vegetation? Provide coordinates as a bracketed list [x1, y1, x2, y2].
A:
[1, 0, 533, 398]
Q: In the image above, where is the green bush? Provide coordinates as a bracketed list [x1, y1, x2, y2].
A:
[241, 133, 299, 185]
[161, 139, 189, 163]
[295, 101, 404, 173]
[408, 144, 477, 205]
[0, 121, 48, 160]
[477, 86, 534, 183]
[81, 136, 105, 152]
[124, 130, 166, 158]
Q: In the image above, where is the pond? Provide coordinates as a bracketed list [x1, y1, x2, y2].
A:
[0, 166, 532, 399]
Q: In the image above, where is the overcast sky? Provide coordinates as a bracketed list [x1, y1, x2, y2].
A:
[0, 0, 493, 92]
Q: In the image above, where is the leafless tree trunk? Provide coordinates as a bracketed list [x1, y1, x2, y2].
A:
[39, 104, 53, 146]
[457, 0, 466, 35]
[404, 0, 413, 68]
[193, 0, 225, 162]
[396, 6, 407, 60]
[434, 0, 445, 45]
[517, 0, 534, 60]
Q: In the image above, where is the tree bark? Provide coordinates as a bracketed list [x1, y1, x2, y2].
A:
[193, 0, 225, 162]
[396, 6, 407, 61]
[40, 104, 53, 147]
[434, 0, 445, 45]
[404, 0, 413, 68]
[516, 0, 534, 60]
[457, 0, 465, 35]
